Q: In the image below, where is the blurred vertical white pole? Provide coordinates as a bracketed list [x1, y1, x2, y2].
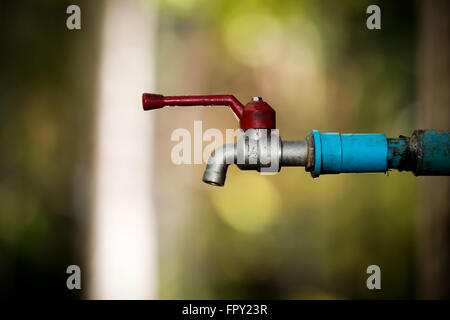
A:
[91, 0, 157, 299]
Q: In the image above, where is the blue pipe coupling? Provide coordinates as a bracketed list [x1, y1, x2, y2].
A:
[310, 130, 387, 177]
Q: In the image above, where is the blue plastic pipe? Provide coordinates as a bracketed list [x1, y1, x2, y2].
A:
[311, 130, 450, 177]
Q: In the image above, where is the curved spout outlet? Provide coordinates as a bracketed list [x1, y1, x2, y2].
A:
[202, 143, 236, 186]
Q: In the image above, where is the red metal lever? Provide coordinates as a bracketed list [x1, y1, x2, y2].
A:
[143, 94, 245, 119]
[142, 93, 276, 130]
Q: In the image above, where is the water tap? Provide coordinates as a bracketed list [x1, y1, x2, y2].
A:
[142, 93, 450, 186]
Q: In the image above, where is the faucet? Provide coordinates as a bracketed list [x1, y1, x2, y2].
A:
[142, 93, 450, 186]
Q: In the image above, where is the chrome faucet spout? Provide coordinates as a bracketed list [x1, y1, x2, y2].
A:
[202, 143, 236, 186]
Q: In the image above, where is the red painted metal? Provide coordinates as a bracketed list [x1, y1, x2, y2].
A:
[241, 100, 276, 130]
[142, 93, 276, 130]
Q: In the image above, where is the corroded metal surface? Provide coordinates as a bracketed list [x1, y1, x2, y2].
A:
[388, 130, 450, 175]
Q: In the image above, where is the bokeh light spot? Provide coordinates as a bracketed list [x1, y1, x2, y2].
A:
[158, 0, 202, 12]
[222, 12, 283, 68]
[210, 175, 281, 233]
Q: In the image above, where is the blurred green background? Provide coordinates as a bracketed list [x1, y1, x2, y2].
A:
[0, 0, 445, 299]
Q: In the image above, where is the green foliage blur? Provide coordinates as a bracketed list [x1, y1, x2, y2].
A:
[0, 0, 417, 298]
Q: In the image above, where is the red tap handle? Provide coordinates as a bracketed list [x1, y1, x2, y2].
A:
[143, 94, 244, 120]
[142, 93, 276, 130]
